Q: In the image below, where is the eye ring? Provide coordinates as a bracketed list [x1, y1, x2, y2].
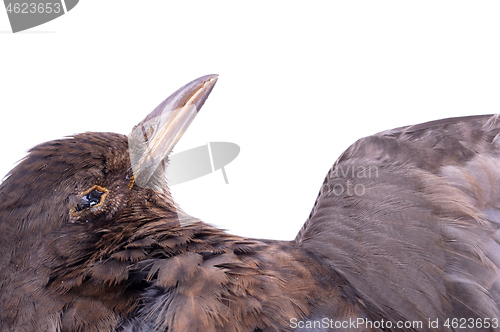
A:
[71, 185, 109, 217]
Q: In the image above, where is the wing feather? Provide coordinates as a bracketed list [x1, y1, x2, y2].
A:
[296, 114, 500, 331]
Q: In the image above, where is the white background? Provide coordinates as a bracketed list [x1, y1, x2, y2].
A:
[1, 1, 499, 240]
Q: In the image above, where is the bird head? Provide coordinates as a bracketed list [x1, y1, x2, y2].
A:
[0, 75, 218, 293]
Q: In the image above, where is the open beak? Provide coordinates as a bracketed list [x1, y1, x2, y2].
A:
[128, 74, 218, 190]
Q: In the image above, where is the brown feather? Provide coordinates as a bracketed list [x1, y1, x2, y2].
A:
[1, 114, 500, 331]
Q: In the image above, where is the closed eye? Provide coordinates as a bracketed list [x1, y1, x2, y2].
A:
[72, 185, 108, 215]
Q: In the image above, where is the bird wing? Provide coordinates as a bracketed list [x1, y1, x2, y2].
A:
[295, 114, 500, 330]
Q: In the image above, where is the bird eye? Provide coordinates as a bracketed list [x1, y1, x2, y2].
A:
[72, 185, 108, 215]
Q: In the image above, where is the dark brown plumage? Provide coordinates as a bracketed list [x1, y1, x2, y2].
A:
[1, 75, 500, 332]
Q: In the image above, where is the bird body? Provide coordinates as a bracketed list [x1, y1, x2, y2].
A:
[1, 75, 499, 331]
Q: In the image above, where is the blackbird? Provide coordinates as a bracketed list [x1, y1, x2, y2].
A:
[1, 75, 500, 332]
